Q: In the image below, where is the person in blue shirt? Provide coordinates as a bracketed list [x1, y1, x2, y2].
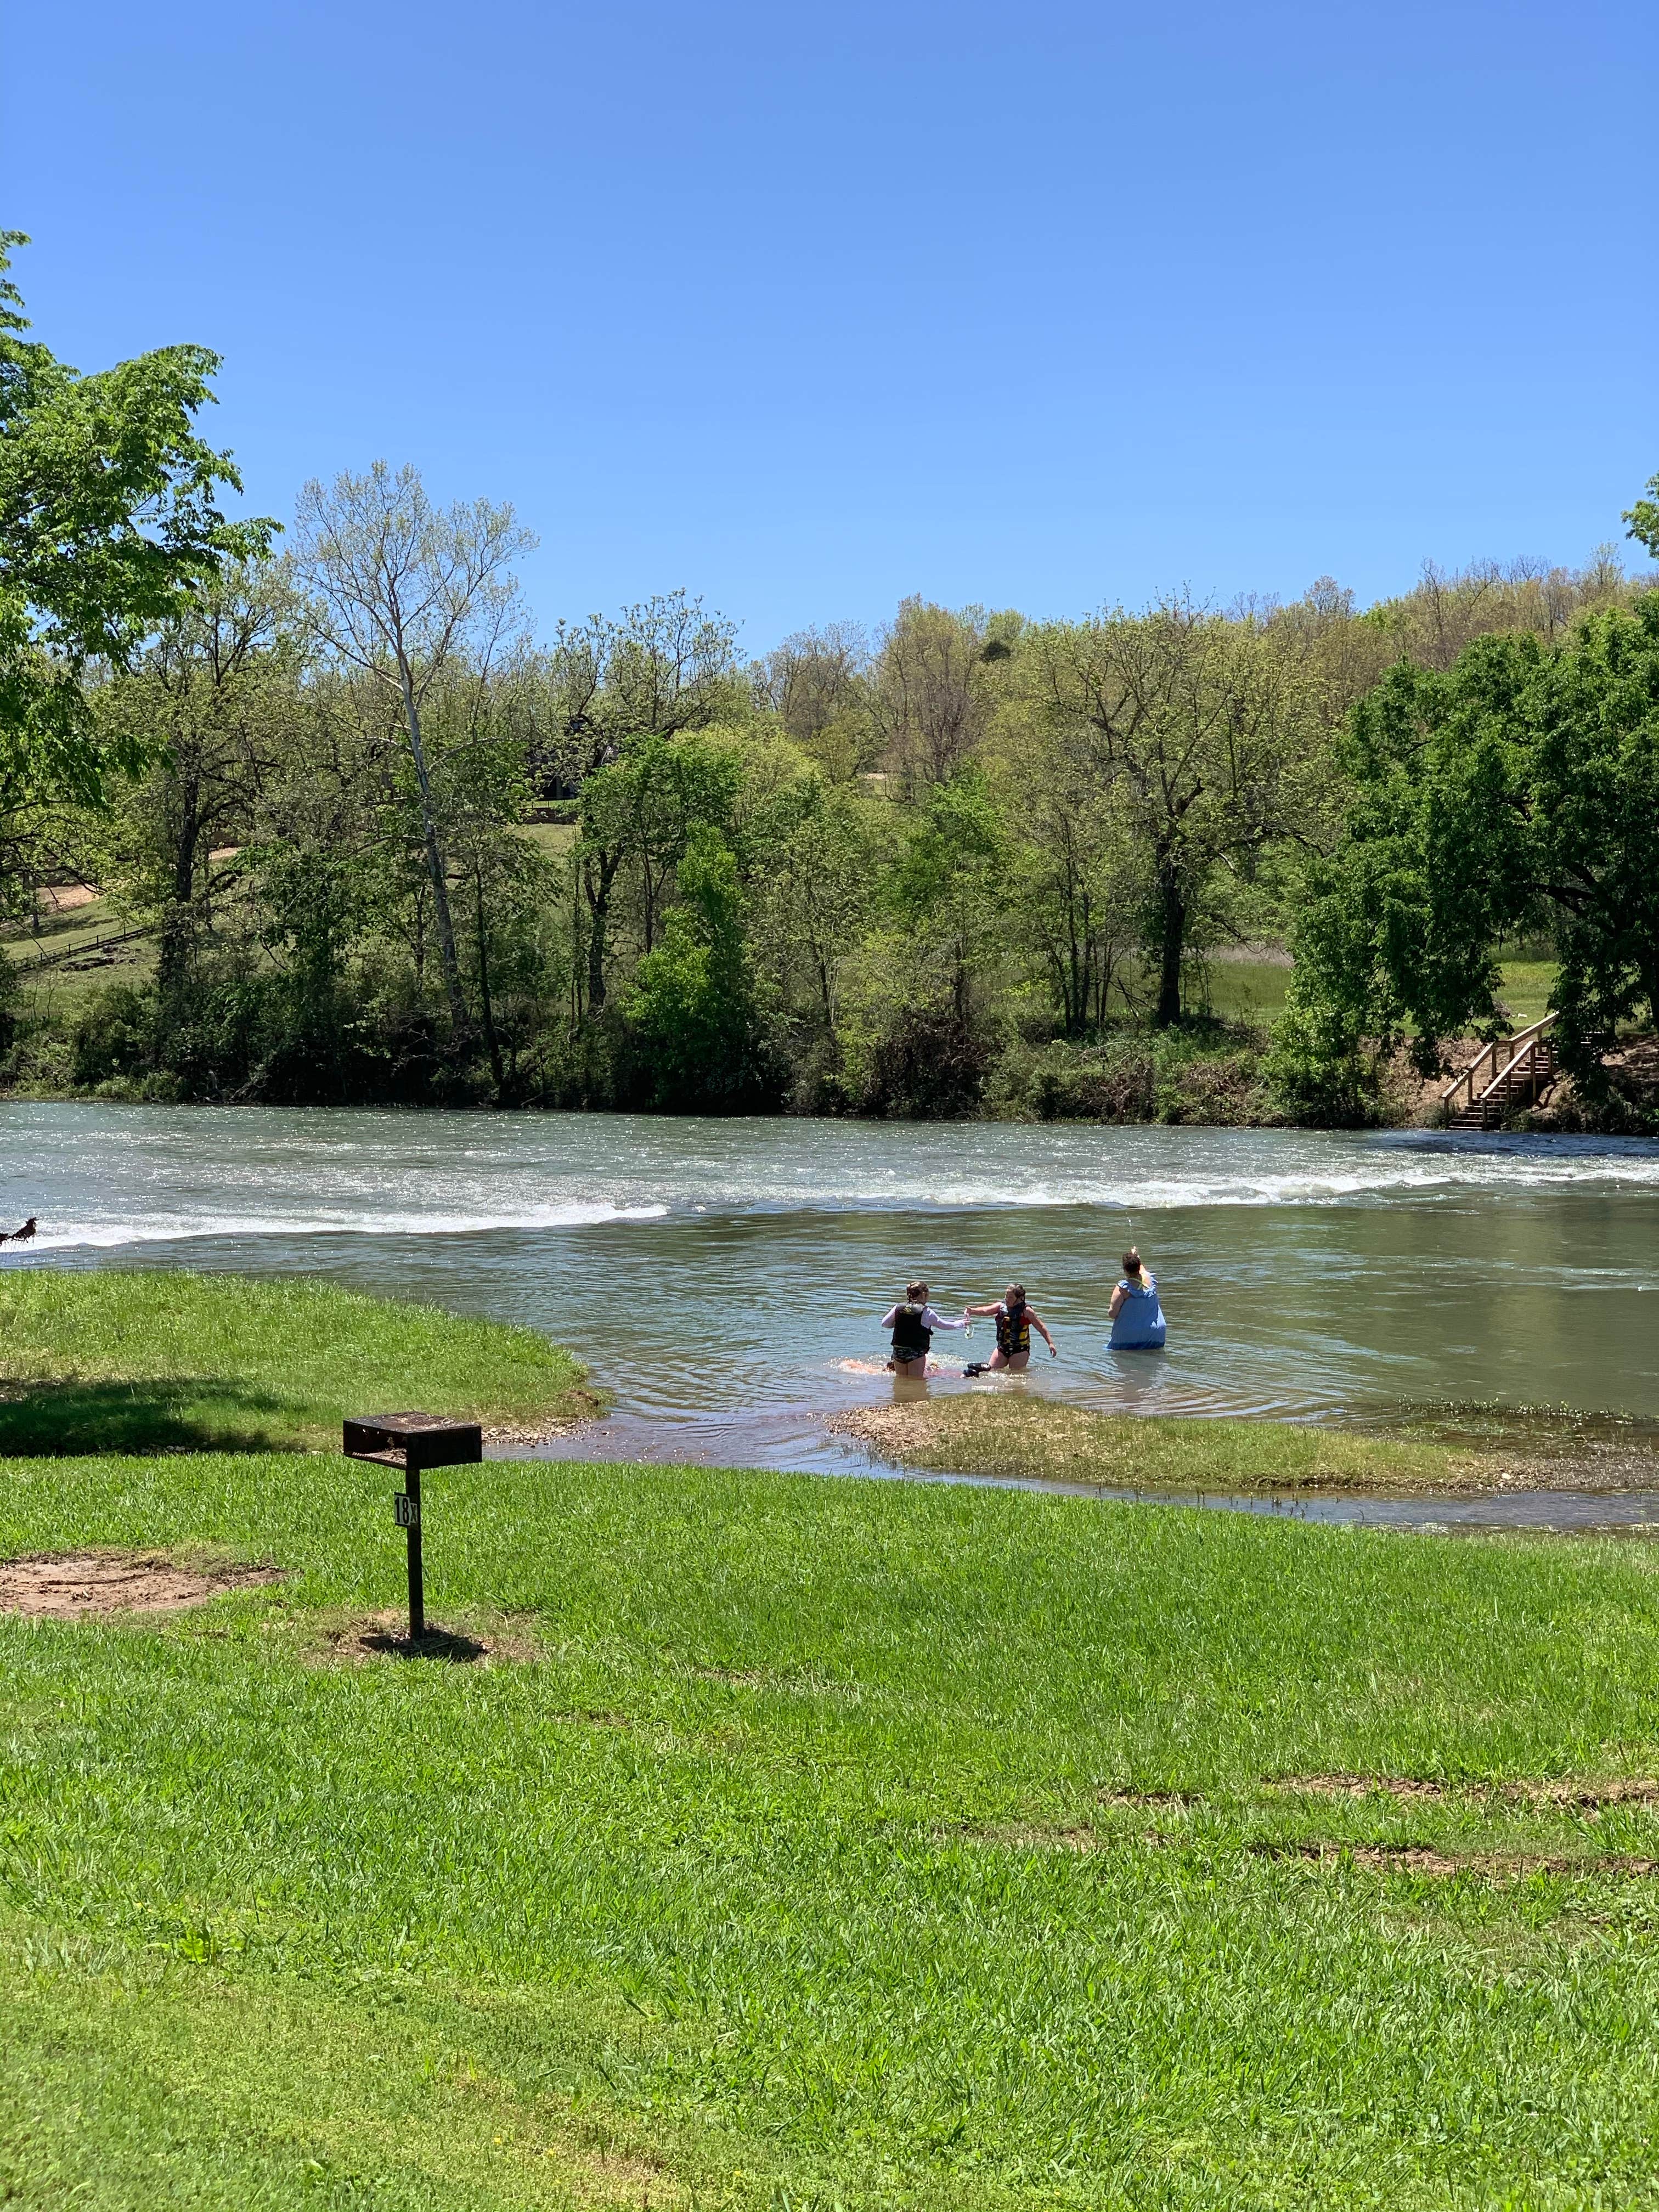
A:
[1107, 1248, 1166, 1350]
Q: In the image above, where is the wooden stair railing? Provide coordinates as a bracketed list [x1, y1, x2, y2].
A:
[1440, 1014, 1559, 1130]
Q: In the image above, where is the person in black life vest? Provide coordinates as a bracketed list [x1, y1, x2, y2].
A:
[880, 1280, 969, 1378]
[963, 1282, 1056, 1372]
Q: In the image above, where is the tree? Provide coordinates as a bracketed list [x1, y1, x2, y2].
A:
[890, 770, 1007, 1024]
[291, 461, 533, 1037]
[1626, 471, 1659, 565]
[94, 562, 301, 1006]
[751, 623, 874, 778]
[869, 599, 1013, 794]
[0, 230, 270, 815]
[537, 591, 743, 793]
[997, 725, 1136, 1035]
[572, 730, 745, 1015]
[1288, 594, 1659, 1088]
[1026, 597, 1318, 1024]
[625, 823, 772, 1109]
[748, 772, 877, 1034]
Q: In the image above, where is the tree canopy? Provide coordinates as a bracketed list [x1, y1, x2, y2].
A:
[1288, 593, 1659, 1086]
[0, 232, 270, 810]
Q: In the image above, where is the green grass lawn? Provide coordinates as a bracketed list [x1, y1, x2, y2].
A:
[0, 1271, 599, 1452]
[7, 1441, 1659, 2206]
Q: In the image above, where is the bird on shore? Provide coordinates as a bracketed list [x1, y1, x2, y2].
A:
[0, 1217, 38, 1245]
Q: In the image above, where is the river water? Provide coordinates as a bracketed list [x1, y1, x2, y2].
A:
[4, 1103, 1657, 1512]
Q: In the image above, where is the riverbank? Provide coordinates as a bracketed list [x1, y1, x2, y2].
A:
[0, 1270, 601, 1452]
[833, 1395, 1659, 1497]
[8, 1448, 1659, 2204]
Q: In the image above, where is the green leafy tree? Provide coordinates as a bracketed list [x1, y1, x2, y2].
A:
[1624, 471, 1659, 564]
[1287, 593, 1659, 1090]
[1025, 598, 1319, 1024]
[890, 770, 1007, 1023]
[0, 232, 270, 812]
[573, 730, 744, 1013]
[624, 824, 772, 1108]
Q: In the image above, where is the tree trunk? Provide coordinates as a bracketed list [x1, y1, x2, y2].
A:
[1154, 869, 1186, 1026]
[474, 871, 505, 1097]
[157, 784, 202, 1007]
[584, 848, 620, 1013]
[397, 667, 469, 1038]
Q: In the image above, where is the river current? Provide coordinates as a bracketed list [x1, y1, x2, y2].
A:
[4, 1105, 1656, 1497]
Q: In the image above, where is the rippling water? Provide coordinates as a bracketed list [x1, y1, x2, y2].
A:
[3, 1104, 1656, 1477]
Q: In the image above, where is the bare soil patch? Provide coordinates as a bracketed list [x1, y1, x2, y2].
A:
[0, 1550, 282, 1620]
[484, 1386, 608, 1448]
[1098, 1787, 1200, 1809]
[1270, 1773, 1659, 1812]
[316, 1609, 533, 1666]
[1258, 1840, 1659, 1880]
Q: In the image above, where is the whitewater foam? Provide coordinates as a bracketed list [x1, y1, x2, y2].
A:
[29, 1201, 668, 1251]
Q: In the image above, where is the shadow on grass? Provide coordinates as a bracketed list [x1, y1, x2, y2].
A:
[357, 1626, 490, 1664]
[0, 1377, 306, 1457]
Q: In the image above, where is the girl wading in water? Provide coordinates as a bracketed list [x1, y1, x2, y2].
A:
[1108, 1247, 1166, 1350]
[964, 1283, 1057, 1373]
[881, 1282, 969, 1378]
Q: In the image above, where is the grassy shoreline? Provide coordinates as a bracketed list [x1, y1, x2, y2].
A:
[831, 1392, 1659, 1496]
[0, 1268, 601, 1452]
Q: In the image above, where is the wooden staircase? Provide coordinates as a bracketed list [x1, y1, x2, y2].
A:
[1440, 1015, 1559, 1130]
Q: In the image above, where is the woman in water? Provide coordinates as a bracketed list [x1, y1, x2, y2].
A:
[881, 1281, 969, 1378]
[1107, 1247, 1166, 1350]
[964, 1283, 1057, 1372]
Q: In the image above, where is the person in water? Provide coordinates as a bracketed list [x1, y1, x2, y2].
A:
[963, 1283, 1057, 1372]
[881, 1281, 969, 1378]
[1107, 1247, 1166, 1350]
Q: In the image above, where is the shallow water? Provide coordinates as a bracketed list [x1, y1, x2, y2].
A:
[5, 1103, 1657, 1522]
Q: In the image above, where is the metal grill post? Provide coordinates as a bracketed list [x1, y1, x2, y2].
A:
[404, 1467, 425, 1640]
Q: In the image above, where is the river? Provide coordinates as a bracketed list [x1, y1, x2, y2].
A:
[5, 1104, 1657, 1502]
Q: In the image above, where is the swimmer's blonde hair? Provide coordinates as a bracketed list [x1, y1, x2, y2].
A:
[906, 1280, 928, 1301]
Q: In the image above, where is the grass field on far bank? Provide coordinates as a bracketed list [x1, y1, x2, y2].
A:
[5, 1448, 1659, 2206]
[0, 1269, 599, 1452]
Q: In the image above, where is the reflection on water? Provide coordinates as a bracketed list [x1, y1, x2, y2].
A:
[3, 1103, 1656, 1509]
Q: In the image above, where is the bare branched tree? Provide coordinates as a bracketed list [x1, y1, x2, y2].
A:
[291, 461, 533, 1036]
[537, 590, 740, 793]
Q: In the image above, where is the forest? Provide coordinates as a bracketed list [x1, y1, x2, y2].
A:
[4, 234, 1657, 1126]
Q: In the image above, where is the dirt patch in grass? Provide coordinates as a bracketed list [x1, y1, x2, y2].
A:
[314, 1609, 537, 1667]
[1259, 1841, 1659, 1880]
[0, 1550, 282, 1620]
[1270, 1773, 1659, 1812]
[1097, 1787, 1200, 1809]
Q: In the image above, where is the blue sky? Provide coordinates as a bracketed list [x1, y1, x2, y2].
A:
[5, 0, 1655, 652]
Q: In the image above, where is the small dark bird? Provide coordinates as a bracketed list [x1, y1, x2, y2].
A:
[0, 1217, 38, 1245]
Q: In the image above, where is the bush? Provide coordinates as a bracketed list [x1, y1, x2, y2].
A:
[1263, 998, 1391, 1127]
[71, 984, 155, 1090]
[989, 1028, 1276, 1125]
[861, 1006, 996, 1119]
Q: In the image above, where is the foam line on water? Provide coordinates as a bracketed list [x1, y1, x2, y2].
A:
[29, 1202, 669, 1250]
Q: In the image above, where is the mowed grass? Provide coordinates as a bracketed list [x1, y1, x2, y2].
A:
[836, 1394, 1514, 1494]
[7, 1449, 1659, 2204]
[0, 1269, 599, 1452]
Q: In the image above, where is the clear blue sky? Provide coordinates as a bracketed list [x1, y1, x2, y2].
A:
[6, 0, 1655, 652]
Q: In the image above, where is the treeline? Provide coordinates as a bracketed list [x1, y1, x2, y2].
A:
[1, 233, 1655, 1124]
[1, 456, 1647, 1121]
